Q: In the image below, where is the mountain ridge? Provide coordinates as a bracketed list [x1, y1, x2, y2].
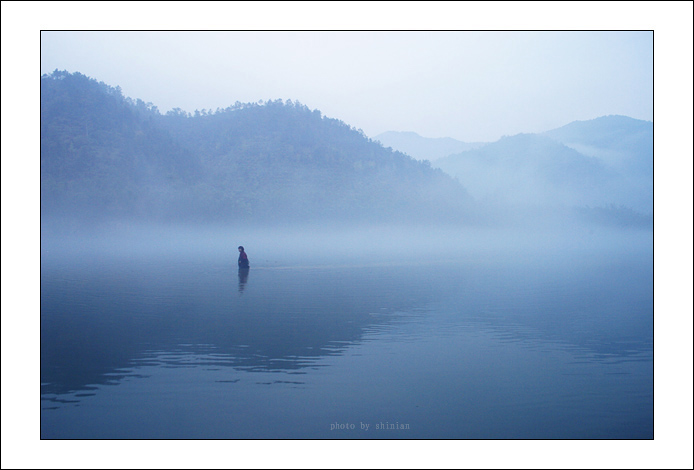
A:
[433, 116, 653, 215]
[373, 130, 486, 161]
[40, 71, 473, 227]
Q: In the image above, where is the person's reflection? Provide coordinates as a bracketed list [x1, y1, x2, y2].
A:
[238, 267, 250, 293]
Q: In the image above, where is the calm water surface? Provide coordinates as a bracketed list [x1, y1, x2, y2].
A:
[41, 231, 653, 439]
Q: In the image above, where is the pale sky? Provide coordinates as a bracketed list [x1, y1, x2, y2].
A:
[39, 29, 653, 142]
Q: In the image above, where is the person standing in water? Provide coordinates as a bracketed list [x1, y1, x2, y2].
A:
[238, 246, 249, 269]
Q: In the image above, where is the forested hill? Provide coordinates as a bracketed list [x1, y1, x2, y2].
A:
[41, 71, 472, 226]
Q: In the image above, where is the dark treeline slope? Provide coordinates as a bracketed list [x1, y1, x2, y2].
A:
[41, 71, 201, 221]
[41, 71, 472, 227]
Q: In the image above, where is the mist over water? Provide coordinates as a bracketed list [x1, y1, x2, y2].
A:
[41, 218, 652, 268]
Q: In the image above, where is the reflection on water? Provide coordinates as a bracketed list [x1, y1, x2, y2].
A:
[238, 267, 249, 293]
[41, 259, 428, 396]
[40, 245, 653, 439]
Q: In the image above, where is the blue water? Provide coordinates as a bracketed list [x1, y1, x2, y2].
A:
[40, 229, 653, 439]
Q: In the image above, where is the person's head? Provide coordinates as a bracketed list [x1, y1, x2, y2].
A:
[238, 246, 244, 252]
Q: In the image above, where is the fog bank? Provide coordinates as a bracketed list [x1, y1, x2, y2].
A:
[41, 220, 653, 272]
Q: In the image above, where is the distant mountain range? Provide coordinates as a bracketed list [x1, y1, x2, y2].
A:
[542, 115, 653, 176]
[401, 115, 652, 216]
[373, 131, 486, 161]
